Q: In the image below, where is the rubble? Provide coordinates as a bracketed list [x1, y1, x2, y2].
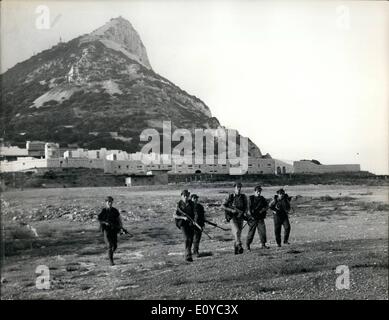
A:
[2, 202, 145, 223]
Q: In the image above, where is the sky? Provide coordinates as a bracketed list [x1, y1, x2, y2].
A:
[1, 0, 388, 174]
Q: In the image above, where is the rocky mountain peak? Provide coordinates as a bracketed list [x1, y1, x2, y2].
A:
[81, 16, 152, 69]
[0, 17, 264, 158]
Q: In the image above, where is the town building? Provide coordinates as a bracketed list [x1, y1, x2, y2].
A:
[274, 159, 294, 174]
[169, 156, 275, 175]
[0, 141, 361, 177]
[45, 143, 60, 159]
[26, 141, 46, 158]
[0, 145, 28, 161]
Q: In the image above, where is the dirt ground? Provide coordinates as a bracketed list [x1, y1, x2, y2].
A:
[1, 184, 388, 300]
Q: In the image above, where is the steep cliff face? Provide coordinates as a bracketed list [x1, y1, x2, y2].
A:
[80, 16, 152, 69]
[0, 17, 263, 157]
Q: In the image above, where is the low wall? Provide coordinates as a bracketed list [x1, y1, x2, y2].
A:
[294, 161, 360, 173]
[0, 158, 48, 172]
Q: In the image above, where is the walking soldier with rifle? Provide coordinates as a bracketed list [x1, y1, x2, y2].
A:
[222, 182, 248, 254]
[173, 190, 196, 262]
[98, 196, 129, 266]
[191, 194, 205, 257]
[269, 188, 292, 247]
[246, 185, 269, 251]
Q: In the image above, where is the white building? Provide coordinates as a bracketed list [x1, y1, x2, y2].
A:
[45, 143, 60, 159]
[0, 157, 48, 172]
[274, 159, 294, 174]
[169, 157, 275, 175]
[105, 150, 130, 161]
[64, 148, 109, 159]
[0, 143, 281, 177]
[26, 141, 46, 158]
[104, 159, 145, 175]
[247, 158, 275, 174]
[0, 145, 28, 160]
[0, 157, 106, 173]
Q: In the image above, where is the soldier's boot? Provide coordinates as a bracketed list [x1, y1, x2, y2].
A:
[234, 243, 239, 255]
[246, 243, 251, 251]
[185, 247, 193, 262]
[193, 244, 200, 257]
[238, 244, 244, 254]
[108, 250, 115, 266]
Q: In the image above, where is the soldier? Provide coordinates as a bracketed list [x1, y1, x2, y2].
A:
[191, 194, 205, 257]
[98, 196, 123, 266]
[173, 190, 195, 262]
[269, 188, 291, 247]
[246, 185, 269, 250]
[223, 182, 248, 254]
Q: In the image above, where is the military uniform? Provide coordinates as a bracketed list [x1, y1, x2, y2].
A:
[193, 202, 205, 256]
[224, 193, 248, 254]
[246, 194, 269, 249]
[175, 200, 195, 261]
[98, 206, 122, 265]
[270, 195, 291, 246]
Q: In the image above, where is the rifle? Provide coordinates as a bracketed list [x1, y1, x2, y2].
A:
[270, 195, 293, 215]
[242, 199, 268, 230]
[240, 218, 252, 231]
[248, 197, 269, 220]
[285, 194, 295, 214]
[224, 206, 248, 221]
[100, 221, 133, 236]
[204, 219, 229, 231]
[176, 207, 212, 239]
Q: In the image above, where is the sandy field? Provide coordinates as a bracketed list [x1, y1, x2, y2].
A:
[1, 184, 388, 299]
